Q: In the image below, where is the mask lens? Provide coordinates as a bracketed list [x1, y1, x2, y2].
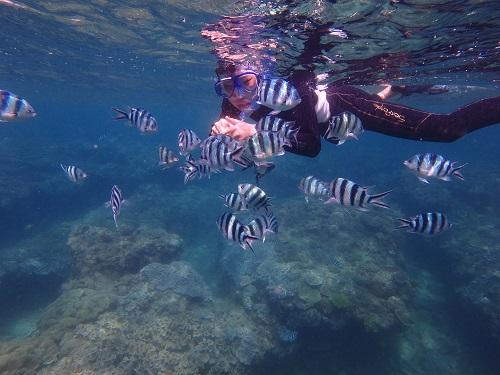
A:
[214, 78, 235, 97]
[236, 73, 258, 92]
[221, 79, 235, 96]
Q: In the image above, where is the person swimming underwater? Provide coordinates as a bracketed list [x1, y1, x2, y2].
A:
[210, 62, 500, 157]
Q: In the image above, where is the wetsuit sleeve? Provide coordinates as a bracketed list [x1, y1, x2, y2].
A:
[326, 85, 500, 142]
[284, 113, 321, 157]
[281, 71, 321, 157]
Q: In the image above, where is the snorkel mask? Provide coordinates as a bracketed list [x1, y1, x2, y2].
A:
[214, 71, 260, 98]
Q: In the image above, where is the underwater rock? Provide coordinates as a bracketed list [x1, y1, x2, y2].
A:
[304, 269, 324, 287]
[297, 285, 322, 307]
[0, 254, 68, 288]
[67, 224, 183, 277]
[140, 261, 211, 301]
[0, 239, 70, 311]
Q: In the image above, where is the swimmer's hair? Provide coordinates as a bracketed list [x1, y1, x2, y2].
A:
[215, 60, 237, 78]
[215, 60, 261, 78]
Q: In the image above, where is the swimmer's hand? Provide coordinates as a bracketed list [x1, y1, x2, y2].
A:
[211, 116, 256, 141]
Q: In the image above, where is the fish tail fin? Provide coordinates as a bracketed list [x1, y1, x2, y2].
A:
[396, 218, 411, 230]
[184, 170, 197, 184]
[112, 107, 128, 120]
[347, 132, 359, 141]
[452, 163, 467, 180]
[266, 211, 279, 233]
[231, 146, 251, 168]
[288, 126, 300, 146]
[113, 214, 119, 229]
[243, 234, 259, 254]
[241, 160, 255, 172]
[368, 189, 392, 209]
[264, 199, 273, 212]
[179, 162, 198, 184]
[60, 163, 67, 172]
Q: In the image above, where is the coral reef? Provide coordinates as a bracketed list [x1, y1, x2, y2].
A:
[221, 197, 414, 334]
[0, 202, 286, 375]
[67, 224, 183, 277]
[0, 261, 281, 375]
[140, 261, 211, 301]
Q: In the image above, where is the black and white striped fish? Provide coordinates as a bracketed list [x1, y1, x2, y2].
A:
[326, 178, 391, 211]
[397, 212, 451, 235]
[324, 111, 364, 145]
[108, 185, 124, 228]
[112, 107, 158, 134]
[216, 212, 258, 252]
[219, 193, 248, 211]
[60, 164, 87, 183]
[256, 78, 301, 114]
[256, 115, 299, 144]
[298, 176, 329, 203]
[238, 183, 272, 211]
[404, 153, 466, 184]
[247, 211, 278, 243]
[178, 129, 201, 156]
[158, 146, 179, 168]
[0, 90, 36, 122]
[178, 155, 216, 184]
[200, 135, 246, 171]
[246, 131, 291, 161]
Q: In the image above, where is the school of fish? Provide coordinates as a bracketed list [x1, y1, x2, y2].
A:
[1, 81, 464, 240]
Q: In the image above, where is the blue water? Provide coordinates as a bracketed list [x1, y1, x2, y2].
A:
[1, 1, 500, 374]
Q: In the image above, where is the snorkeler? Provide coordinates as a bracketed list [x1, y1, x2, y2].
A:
[210, 63, 500, 157]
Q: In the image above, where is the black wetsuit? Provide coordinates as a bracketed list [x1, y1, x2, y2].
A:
[220, 70, 500, 158]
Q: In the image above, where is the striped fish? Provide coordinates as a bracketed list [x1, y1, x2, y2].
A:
[298, 176, 329, 203]
[324, 111, 364, 145]
[178, 155, 216, 184]
[256, 115, 299, 144]
[199, 135, 246, 171]
[203, 134, 234, 144]
[404, 153, 466, 184]
[178, 129, 201, 156]
[256, 78, 301, 114]
[247, 211, 278, 243]
[238, 183, 272, 211]
[397, 212, 451, 235]
[108, 185, 124, 228]
[326, 178, 391, 211]
[158, 146, 179, 168]
[0, 90, 36, 122]
[112, 107, 158, 133]
[219, 193, 248, 211]
[246, 131, 291, 161]
[216, 212, 258, 252]
[60, 164, 87, 183]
